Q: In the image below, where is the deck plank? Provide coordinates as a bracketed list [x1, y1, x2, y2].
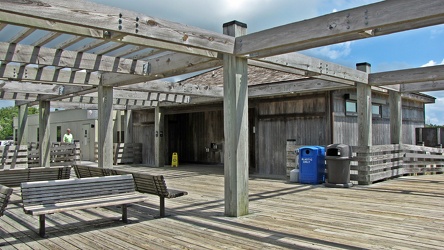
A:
[1, 164, 444, 249]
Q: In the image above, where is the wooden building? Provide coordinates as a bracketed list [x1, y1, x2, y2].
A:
[130, 65, 435, 176]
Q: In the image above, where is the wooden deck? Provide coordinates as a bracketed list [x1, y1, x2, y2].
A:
[1, 164, 444, 249]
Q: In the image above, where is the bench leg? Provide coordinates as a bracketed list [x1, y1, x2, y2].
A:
[39, 215, 45, 237]
[160, 197, 165, 218]
[122, 204, 128, 223]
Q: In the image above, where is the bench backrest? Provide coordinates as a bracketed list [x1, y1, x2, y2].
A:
[21, 174, 136, 207]
[74, 165, 110, 178]
[73, 165, 170, 197]
[0, 184, 13, 216]
[0, 166, 71, 187]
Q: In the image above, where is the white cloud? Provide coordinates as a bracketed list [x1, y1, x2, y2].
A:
[421, 59, 444, 67]
[305, 41, 352, 60]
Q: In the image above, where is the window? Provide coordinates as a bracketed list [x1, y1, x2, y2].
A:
[372, 104, 382, 117]
[37, 128, 39, 142]
[56, 126, 62, 142]
[345, 100, 357, 114]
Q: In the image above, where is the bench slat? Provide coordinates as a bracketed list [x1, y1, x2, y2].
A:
[23, 193, 148, 215]
[0, 184, 13, 217]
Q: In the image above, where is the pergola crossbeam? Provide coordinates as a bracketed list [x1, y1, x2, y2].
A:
[235, 0, 444, 58]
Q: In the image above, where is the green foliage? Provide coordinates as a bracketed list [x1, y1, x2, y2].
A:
[425, 123, 443, 128]
[0, 106, 38, 140]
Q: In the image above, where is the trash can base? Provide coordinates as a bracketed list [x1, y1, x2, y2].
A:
[324, 181, 353, 188]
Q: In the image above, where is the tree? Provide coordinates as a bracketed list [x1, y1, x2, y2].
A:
[0, 106, 38, 140]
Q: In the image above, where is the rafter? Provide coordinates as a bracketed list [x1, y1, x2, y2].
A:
[235, 0, 444, 58]
[0, 64, 101, 85]
[0, 42, 147, 75]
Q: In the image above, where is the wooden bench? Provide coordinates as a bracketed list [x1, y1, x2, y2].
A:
[74, 165, 188, 217]
[21, 174, 150, 237]
[0, 184, 13, 217]
[0, 166, 71, 187]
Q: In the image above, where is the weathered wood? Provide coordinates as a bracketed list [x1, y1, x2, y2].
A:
[0, 42, 148, 75]
[154, 107, 165, 167]
[0, 65, 101, 85]
[38, 100, 51, 168]
[400, 79, 444, 92]
[27, 142, 80, 168]
[256, 54, 368, 84]
[370, 65, 444, 86]
[223, 21, 249, 217]
[0, 145, 28, 170]
[0, 184, 13, 217]
[74, 165, 188, 217]
[389, 91, 402, 144]
[0, 1, 234, 57]
[21, 174, 150, 237]
[235, 0, 444, 57]
[98, 85, 114, 168]
[0, 166, 71, 187]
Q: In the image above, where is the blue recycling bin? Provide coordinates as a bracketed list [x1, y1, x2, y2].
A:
[298, 146, 326, 184]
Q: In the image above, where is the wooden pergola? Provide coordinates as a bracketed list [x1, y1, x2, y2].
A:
[1, 0, 444, 217]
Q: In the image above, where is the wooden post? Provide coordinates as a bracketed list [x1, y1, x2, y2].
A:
[114, 110, 122, 143]
[17, 104, 28, 146]
[39, 100, 50, 168]
[124, 110, 133, 143]
[155, 106, 165, 167]
[389, 90, 402, 144]
[356, 63, 372, 185]
[98, 85, 114, 168]
[356, 63, 372, 147]
[223, 21, 249, 217]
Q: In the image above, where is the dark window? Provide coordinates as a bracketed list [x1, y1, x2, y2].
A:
[57, 126, 62, 142]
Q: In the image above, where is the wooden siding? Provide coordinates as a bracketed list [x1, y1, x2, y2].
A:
[132, 110, 155, 165]
[255, 94, 329, 176]
[332, 89, 425, 145]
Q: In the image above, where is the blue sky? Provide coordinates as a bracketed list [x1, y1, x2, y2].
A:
[1, 0, 443, 124]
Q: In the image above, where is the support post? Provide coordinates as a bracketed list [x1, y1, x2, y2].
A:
[356, 63, 372, 147]
[98, 85, 114, 168]
[114, 110, 122, 143]
[17, 104, 28, 146]
[223, 21, 249, 217]
[389, 90, 402, 144]
[124, 110, 133, 143]
[356, 63, 372, 185]
[39, 100, 51, 168]
[154, 107, 165, 167]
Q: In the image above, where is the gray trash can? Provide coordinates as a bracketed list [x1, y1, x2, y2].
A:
[325, 144, 353, 188]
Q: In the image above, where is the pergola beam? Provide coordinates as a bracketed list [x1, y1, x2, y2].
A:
[369, 65, 444, 86]
[255, 54, 368, 84]
[0, 0, 234, 57]
[235, 0, 444, 58]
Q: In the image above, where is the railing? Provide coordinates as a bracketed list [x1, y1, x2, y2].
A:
[28, 142, 80, 167]
[0, 145, 28, 170]
[286, 142, 444, 185]
[352, 144, 443, 184]
[94, 143, 142, 165]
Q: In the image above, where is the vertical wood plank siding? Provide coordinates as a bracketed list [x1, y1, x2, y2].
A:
[332, 89, 426, 146]
[256, 94, 329, 176]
